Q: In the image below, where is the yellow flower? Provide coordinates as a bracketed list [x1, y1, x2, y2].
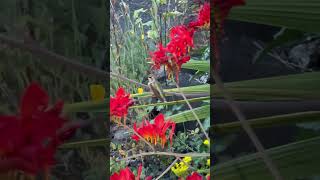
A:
[171, 156, 192, 177]
[137, 87, 144, 94]
[171, 161, 189, 177]
[207, 159, 210, 166]
[141, 34, 145, 40]
[90, 84, 105, 102]
[203, 139, 210, 146]
[182, 156, 192, 163]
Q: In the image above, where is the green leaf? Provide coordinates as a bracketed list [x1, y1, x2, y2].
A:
[168, 105, 210, 123]
[60, 139, 109, 148]
[158, 0, 167, 5]
[212, 72, 320, 101]
[228, 0, 320, 33]
[64, 72, 320, 113]
[64, 99, 108, 113]
[143, 21, 153, 27]
[212, 136, 320, 179]
[133, 8, 147, 19]
[147, 30, 159, 40]
[163, 11, 183, 18]
[182, 59, 210, 72]
[212, 111, 320, 134]
[202, 117, 210, 131]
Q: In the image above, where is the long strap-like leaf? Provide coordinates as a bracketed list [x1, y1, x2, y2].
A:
[212, 136, 320, 180]
[228, 0, 320, 33]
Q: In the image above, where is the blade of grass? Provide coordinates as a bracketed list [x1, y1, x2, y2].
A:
[212, 111, 320, 133]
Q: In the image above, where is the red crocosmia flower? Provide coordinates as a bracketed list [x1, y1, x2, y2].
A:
[0, 82, 79, 175]
[110, 164, 151, 180]
[110, 87, 134, 118]
[149, 43, 170, 70]
[169, 25, 194, 48]
[148, 25, 194, 82]
[164, 25, 194, 82]
[189, 2, 210, 29]
[207, 175, 210, 180]
[186, 172, 203, 180]
[132, 114, 175, 148]
[110, 167, 135, 180]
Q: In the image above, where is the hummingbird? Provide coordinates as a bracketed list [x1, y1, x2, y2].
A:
[147, 74, 167, 102]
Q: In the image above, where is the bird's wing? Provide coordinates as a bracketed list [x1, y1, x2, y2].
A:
[154, 82, 167, 102]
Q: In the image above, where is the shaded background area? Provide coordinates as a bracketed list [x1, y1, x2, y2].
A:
[212, 19, 320, 179]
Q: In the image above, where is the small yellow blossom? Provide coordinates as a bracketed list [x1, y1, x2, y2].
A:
[207, 159, 210, 166]
[171, 162, 189, 177]
[137, 87, 144, 94]
[141, 34, 145, 40]
[203, 139, 210, 146]
[182, 156, 192, 163]
[171, 156, 192, 177]
[90, 84, 105, 102]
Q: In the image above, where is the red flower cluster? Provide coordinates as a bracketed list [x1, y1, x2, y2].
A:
[110, 164, 152, 180]
[189, 2, 210, 29]
[149, 3, 210, 82]
[182, 172, 210, 180]
[0, 82, 79, 175]
[132, 114, 175, 148]
[110, 87, 134, 118]
[149, 43, 170, 70]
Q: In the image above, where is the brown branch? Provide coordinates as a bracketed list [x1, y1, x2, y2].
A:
[117, 152, 209, 161]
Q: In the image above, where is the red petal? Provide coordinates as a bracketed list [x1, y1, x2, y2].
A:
[20, 82, 49, 118]
[0, 116, 23, 154]
[186, 172, 203, 180]
[169, 122, 176, 146]
[110, 172, 120, 180]
[116, 87, 126, 97]
[154, 114, 165, 128]
[119, 167, 135, 180]
[145, 176, 153, 180]
[136, 164, 143, 180]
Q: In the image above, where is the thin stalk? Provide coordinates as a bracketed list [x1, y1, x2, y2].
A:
[173, 81, 209, 140]
[155, 158, 178, 180]
[130, 96, 209, 109]
[212, 71, 283, 180]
